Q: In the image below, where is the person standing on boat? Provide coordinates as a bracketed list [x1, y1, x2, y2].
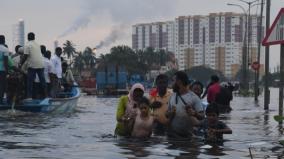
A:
[44, 50, 53, 97]
[11, 45, 23, 68]
[20, 32, 46, 100]
[61, 62, 75, 92]
[50, 47, 62, 97]
[10, 46, 26, 102]
[0, 35, 9, 104]
[115, 83, 145, 137]
[34, 46, 53, 98]
[149, 74, 172, 135]
[166, 71, 204, 138]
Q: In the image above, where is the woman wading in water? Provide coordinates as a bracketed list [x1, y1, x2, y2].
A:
[115, 83, 144, 137]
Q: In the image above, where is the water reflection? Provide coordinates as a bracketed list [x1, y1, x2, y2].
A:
[116, 139, 152, 158]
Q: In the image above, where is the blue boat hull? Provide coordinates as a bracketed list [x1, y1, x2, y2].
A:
[0, 85, 80, 113]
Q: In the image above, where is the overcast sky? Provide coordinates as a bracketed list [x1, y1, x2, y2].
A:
[0, 0, 283, 69]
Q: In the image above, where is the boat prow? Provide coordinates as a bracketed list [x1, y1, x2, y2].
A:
[0, 83, 80, 113]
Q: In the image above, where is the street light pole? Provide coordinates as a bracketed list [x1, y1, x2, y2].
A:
[227, 4, 252, 92]
[264, 0, 271, 110]
[227, 3, 248, 91]
[238, 0, 259, 92]
[255, 0, 264, 101]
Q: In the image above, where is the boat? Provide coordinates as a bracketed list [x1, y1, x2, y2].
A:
[0, 83, 80, 113]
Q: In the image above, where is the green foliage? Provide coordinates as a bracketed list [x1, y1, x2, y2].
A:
[238, 89, 254, 97]
[279, 140, 284, 146]
[65, 43, 173, 78]
[274, 115, 284, 122]
[63, 40, 76, 59]
[82, 47, 96, 69]
[98, 46, 173, 76]
[72, 47, 96, 76]
[233, 68, 256, 82]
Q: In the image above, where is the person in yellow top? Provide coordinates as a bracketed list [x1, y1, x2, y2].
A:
[115, 83, 145, 137]
[149, 74, 172, 135]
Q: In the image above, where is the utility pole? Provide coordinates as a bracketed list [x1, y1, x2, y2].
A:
[227, 3, 249, 91]
[279, 44, 284, 124]
[238, 0, 259, 91]
[255, 0, 264, 101]
[264, 0, 271, 110]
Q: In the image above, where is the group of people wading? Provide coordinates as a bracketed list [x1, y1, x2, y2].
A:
[0, 33, 75, 104]
[115, 71, 233, 142]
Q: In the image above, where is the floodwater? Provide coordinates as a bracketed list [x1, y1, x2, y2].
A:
[0, 88, 284, 159]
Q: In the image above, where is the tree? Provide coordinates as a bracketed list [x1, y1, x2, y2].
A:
[63, 40, 76, 59]
[185, 66, 227, 85]
[95, 46, 174, 77]
[72, 52, 84, 76]
[234, 69, 255, 82]
[82, 47, 96, 69]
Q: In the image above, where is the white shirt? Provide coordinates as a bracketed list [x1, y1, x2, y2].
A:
[24, 40, 44, 69]
[50, 55, 62, 78]
[168, 91, 204, 136]
[35, 57, 53, 83]
[12, 54, 21, 68]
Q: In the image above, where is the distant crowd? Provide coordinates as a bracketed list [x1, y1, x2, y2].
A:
[0, 33, 75, 104]
[115, 72, 234, 142]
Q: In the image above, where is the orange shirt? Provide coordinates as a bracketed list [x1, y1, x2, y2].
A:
[149, 89, 172, 124]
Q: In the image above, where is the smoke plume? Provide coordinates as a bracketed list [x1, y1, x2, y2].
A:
[59, 0, 174, 48]
[96, 25, 127, 49]
[58, 10, 92, 38]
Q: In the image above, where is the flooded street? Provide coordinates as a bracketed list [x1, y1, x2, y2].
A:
[0, 88, 283, 159]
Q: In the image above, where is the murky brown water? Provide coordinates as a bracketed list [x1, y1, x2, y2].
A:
[0, 88, 283, 158]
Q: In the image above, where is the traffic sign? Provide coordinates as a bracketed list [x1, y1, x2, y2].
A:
[251, 61, 260, 71]
[262, 8, 284, 46]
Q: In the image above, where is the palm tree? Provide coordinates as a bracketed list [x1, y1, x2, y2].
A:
[82, 47, 96, 69]
[72, 52, 84, 76]
[63, 40, 76, 60]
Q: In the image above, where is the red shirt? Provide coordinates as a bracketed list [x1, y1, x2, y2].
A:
[207, 83, 221, 103]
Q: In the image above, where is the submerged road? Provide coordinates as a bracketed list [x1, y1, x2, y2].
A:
[0, 88, 283, 158]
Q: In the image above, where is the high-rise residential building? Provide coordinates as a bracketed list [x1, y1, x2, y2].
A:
[132, 21, 175, 52]
[175, 13, 263, 78]
[12, 19, 25, 49]
[132, 12, 264, 78]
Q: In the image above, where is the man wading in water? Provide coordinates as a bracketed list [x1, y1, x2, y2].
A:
[166, 71, 204, 138]
[149, 74, 172, 135]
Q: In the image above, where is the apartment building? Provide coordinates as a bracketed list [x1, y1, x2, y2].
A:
[132, 21, 175, 52]
[132, 12, 263, 78]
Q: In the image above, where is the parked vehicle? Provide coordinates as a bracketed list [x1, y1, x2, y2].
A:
[96, 65, 128, 95]
[79, 77, 96, 95]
